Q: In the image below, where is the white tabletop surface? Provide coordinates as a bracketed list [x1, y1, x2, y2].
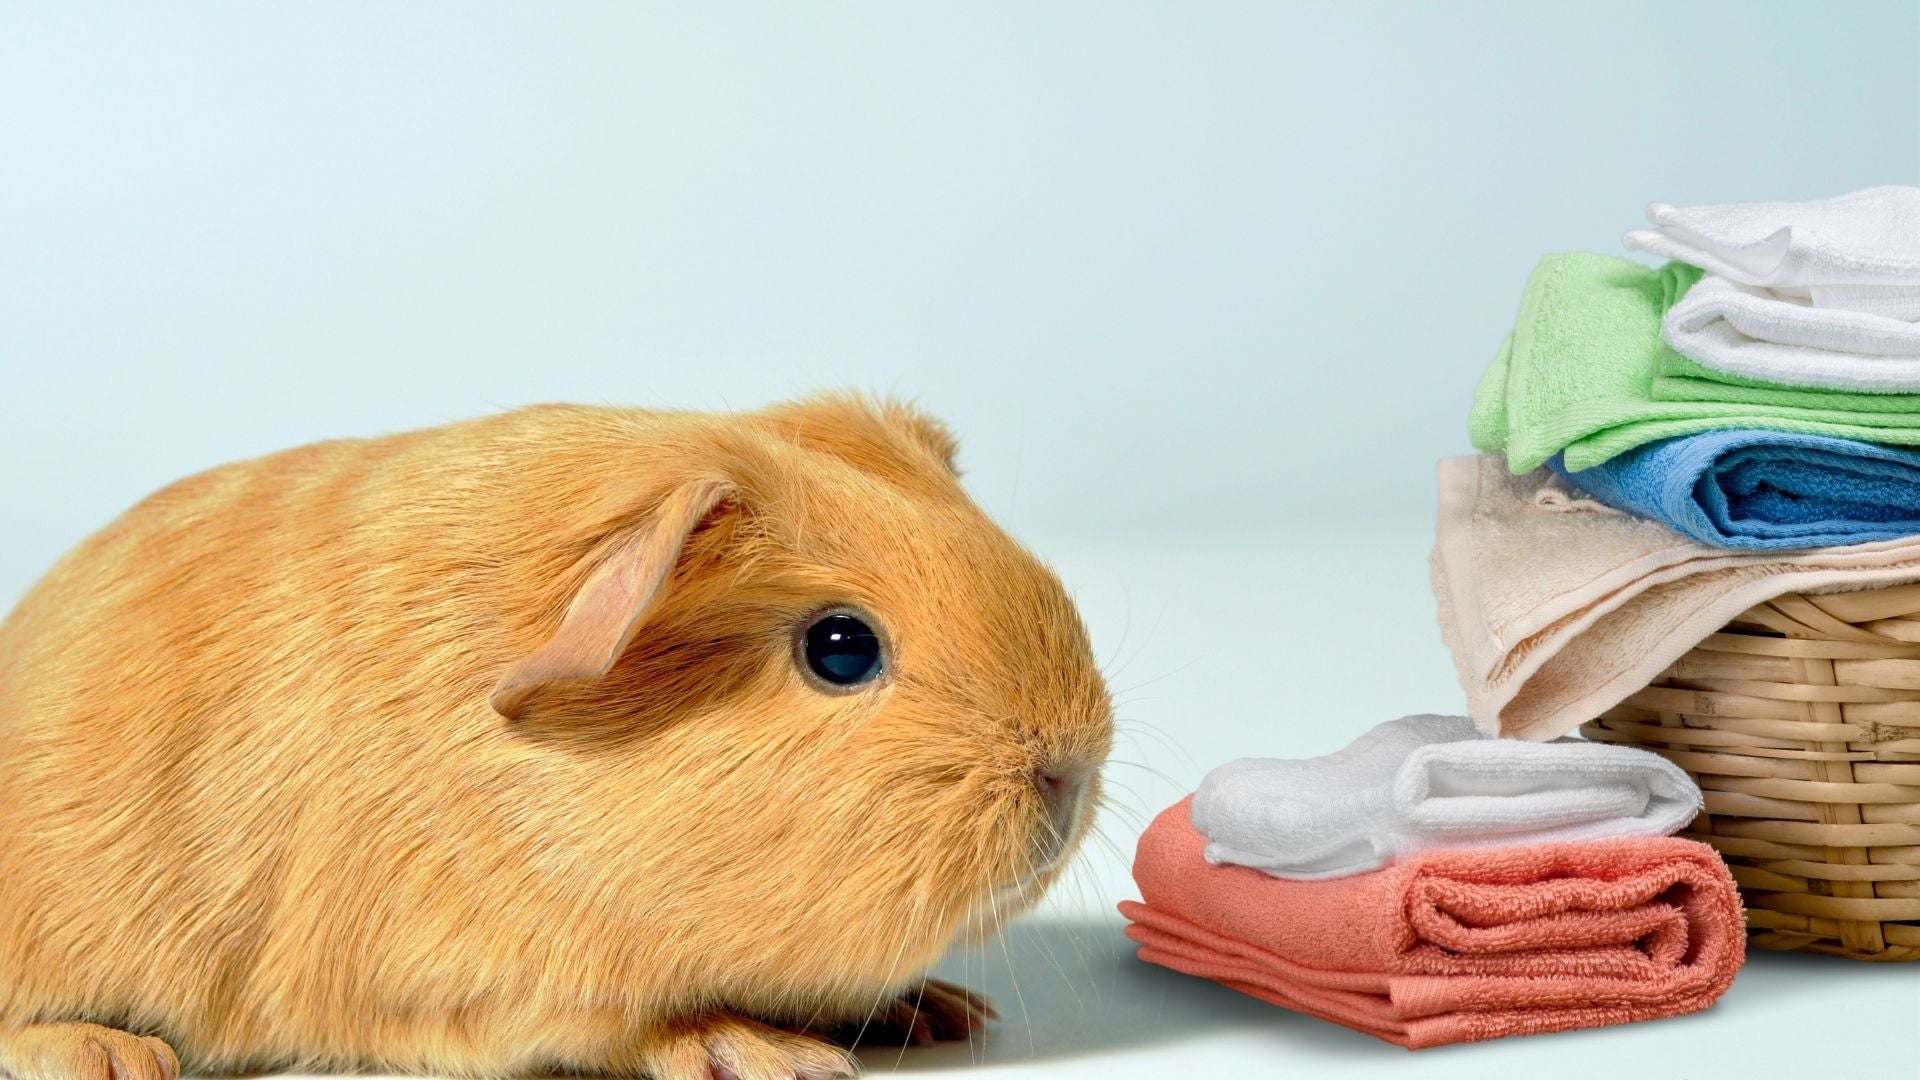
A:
[855, 526, 1917, 1080]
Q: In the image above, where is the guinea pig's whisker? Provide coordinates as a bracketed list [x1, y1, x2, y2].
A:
[896, 972, 931, 1062]
[1112, 711, 1179, 738]
[1110, 744, 1191, 787]
[800, 998, 829, 1036]
[1096, 802, 1151, 837]
[1094, 775, 1150, 807]
[983, 877, 1036, 1059]
[1095, 599, 1134, 676]
[1014, 848, 1088, 1002]
[962, 880, 981, 1065]
[1099, 606, 1177, 690]
[1111, 719, 1195, 770]
[886, 902, 953, 1068]
[1025, 901, 1091, 1016]
[1084, 824, 1132, 869]
[1102, 754, 1178, 780]
[1105, 653, 1199, 701]
[846, 898, 921, 1054]
[1092, 810, 1131, 849]
[1089, 786, 1151, 834]
[1097, 794, 1149, 828]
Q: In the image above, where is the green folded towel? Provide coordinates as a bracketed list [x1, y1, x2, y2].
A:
[1471, 254, 1920, 472]
[1653, 352, 1920, 414]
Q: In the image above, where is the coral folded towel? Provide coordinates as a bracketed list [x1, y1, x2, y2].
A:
[1191, 714, 1701, 880]
[1550, 429, 1920, 550]
[1121, 799, 1745, 1049]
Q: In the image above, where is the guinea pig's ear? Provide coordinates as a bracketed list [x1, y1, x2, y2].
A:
[874, 399, 961, 474]
[758, 393, 962, 477]
[489, 478, 732, 721]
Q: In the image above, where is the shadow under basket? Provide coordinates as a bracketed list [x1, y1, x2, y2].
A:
[1582, 584, 1920, 962]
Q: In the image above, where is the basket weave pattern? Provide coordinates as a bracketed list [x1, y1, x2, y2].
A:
[1582, 584, 1920, 962]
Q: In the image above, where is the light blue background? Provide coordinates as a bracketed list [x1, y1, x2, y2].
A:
[4, 2, 1917, 597]
[2, 4, 1916, 1078]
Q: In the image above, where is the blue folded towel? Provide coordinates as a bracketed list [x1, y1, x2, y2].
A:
[1550, 430, 1920, 550]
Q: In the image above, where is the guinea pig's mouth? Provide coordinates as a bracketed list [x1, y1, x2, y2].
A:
[963, 833, 1079, 942]
[991, 803, 1091, 906]
[966, 767, 1100, 932]
[982, 867, 1053, 925]
[1006, 860, 1052, 895]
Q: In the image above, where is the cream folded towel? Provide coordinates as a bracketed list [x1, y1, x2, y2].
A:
[1431, 454, 1920, 740]
[1664, 274, 1920, 393]
[1190, 714, 1702, 880]
[1623, 187, 1920, 302]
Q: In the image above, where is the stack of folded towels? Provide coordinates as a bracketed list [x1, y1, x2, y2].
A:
[1119, 190, 1920, 1049]
[1120, 716, 1745, 1048]
[1438, 186, 1920, 739]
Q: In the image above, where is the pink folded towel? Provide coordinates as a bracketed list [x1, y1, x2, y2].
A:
[1120, 797, 1745, 1049]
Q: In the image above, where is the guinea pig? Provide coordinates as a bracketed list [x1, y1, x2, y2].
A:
[0, 395, 1113, 1080]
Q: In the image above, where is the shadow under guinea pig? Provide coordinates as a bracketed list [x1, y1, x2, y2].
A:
[197, 916, 1392, 1079]
[858, 914, 1387, 1072]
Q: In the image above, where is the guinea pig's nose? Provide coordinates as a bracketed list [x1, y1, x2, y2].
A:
[1031, 765, 1088, 859]
[1032, 768, 1070, 803]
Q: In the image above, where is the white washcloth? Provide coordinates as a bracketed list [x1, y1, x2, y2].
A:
[1623, 186, 1920, 300]
[1665, 274, 1920, 393]
[1189, 714, 1702, 881]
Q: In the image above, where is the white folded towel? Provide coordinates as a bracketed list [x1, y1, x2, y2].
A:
[1189, 714, 1702, 881]
[1623, 186, 1920, 301]
[1665, 274, 1920, 393]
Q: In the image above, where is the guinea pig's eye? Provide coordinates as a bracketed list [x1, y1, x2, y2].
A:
[797, 610, 885, 690]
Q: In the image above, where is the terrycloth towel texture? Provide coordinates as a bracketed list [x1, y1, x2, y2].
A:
[1549, 430, 1920, 550]
[1431, 453, 1920, 740]
[1470, 253, 1920, 472]
[1622, 186, 1920, 298]
[1662, 274, 1920, 394]
[1190, 714, 1702, 880]
[1120, 798, 1745, 1049]
[1653, 351, 1920, 414]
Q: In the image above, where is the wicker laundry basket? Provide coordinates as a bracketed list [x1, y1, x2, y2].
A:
[1581, 584, 1920, 962]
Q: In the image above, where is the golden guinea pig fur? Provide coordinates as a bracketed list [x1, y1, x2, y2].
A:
[0, 396, 1114, 1080]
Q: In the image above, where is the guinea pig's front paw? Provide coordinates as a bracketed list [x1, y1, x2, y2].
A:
[848, 979, 996, 1048]
[0, 1021, 180, 1080]
[635, 1013, 856, 1080]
